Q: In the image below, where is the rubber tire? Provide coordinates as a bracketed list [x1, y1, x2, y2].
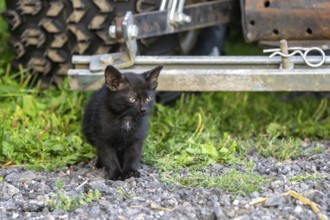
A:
[3, 0, 74, 88]
[2, 0, 168, 88]
[3, 0, 186, 104]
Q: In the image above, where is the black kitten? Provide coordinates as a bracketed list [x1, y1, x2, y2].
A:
[82, 65, 162, 180]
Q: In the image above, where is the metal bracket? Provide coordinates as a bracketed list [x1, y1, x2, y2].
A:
[100, 0, 237, 69]
[85, 12, 138, 72]
[109, 0, 236, 40]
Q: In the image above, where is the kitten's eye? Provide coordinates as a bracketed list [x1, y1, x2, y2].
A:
[129, 97, 137, 103]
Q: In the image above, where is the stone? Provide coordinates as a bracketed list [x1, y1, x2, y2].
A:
[263, 193, 286, 207]
[233, 199, 240, 206]
[294, 205, 303, 214]
[5, 170, 37, 182]
[302, 189, 325, 202]
[87, 181, 110, 194]
[280, 166, 291, 175]
[250, 191, 260, 198]
[0, 183, 20, 199]
[234, 214, 252, 220]
[213, 205, 227, 220]
[270, 180, 283, 190]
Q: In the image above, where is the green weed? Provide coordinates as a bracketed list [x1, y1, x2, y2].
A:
[0, 66, 95, 171]
[246, 135, 304, 160]
[308, 143, 325, 154]
[161, 168, 268, 196]
[289, 173, 327, 183]
[116, 187, 136, 200]
[47, 179, 102, 211]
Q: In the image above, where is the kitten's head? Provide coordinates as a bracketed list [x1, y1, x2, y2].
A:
[104, 65, 162, 117]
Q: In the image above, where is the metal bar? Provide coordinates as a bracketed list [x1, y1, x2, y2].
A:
[72, 55, 330, 66]
[133, 0, 237, 39]
[178, 0, 185, 12]
[280, 39, 290, 69]
[160, 0, 168, 11]
[135, 55, 330, 65]
[169, 0, 178, 22]
[69, 54, 330, 91]
[68, 68, 330, 91]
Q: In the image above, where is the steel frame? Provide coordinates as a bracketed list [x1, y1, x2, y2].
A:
[68, 0, 330, 92]
[69, 55, 330, 91]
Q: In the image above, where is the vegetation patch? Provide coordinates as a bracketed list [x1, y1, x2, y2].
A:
[289, 173, 327, 183]
[0, 68, 95, 171]
[161, 168, 268, 196]
[246, 135, 304, 160]
[47, 179, 101, 211]
[116, 187, 136, 200]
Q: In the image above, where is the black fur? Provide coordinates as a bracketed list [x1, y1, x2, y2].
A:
[82, 65, 162, 180]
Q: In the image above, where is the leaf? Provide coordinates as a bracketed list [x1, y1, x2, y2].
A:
[22, 95, 38, 117]
[201, 144, 218, 158]
[185, 147, 199, 154]
[2, 141, 14, 157]
[266, 122, 287, 137]
[51, 145, 64, 152]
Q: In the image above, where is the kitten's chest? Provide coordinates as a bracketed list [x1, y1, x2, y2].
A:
[121, 116, 134, 132]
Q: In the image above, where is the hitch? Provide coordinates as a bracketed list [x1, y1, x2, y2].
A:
[68, 39, 330, 91]
[68, 1, 330, 92]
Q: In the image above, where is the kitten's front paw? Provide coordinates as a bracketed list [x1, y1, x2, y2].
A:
[95, 158, 103, 169]
[122, 170, 141, 180]
[106, 170, 122, 181]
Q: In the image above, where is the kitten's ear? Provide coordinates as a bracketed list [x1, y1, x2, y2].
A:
[104, 65, 126, 91]
[144, 65, 162, 90]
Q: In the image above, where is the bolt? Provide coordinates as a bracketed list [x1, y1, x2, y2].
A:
[181, 14, 191, 23]
[109, 25, 117, 39]
[171, 13, 191, 27]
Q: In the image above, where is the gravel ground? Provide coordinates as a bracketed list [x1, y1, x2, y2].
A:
[0, 142, 329, 220]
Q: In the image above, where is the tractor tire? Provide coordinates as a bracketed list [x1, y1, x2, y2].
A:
[3, 0, 75, 88]
[2, 0, 172, 88]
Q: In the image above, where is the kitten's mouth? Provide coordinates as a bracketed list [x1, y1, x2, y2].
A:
[140, 111, 148, 116]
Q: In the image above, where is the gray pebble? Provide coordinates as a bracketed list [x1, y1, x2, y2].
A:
[0, 182, 20, 199]
[0, 142, 329, 220]
[5, 170, 37, 182]
[263, 193, 286, 207]
[294, 205, 303, 214]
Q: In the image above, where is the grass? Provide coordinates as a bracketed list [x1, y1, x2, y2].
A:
[47, 179, 102, 211]
[144, 93, 329, 171]
[289, 173, 327, 183]
[0, 67, 95, 171]
[161, 168, 268, 196]
[0, 3, 329, 196]
[246, 135, 304, 160]
[116, 187, 136, 200]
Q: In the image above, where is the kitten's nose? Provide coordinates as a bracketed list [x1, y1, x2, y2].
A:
[140, 107, 147, 114]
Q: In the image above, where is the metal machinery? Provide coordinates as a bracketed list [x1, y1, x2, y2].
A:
[68, 0, 330, 91]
